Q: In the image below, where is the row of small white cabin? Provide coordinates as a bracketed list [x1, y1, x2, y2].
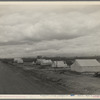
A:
[13, 58, 100, 73]
[13, 58, 68, 67]
[71, 59, 100, 73]
[36, 59, 68, 67]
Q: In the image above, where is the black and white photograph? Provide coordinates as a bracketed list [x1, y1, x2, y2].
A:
[0, 1, 100, 95]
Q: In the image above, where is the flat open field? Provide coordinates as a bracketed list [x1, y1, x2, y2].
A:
[0, 61, 100, 94]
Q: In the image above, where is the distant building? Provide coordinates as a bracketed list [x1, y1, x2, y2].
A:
[32, 61, 35, 65]
[36, 59, 43, 65]
[36, 59, 52, 66]
[41, 59, 52, 66]
[71, 59, 100, 72]
[14, 58, 23, 64]
[52, 61, 68, 67]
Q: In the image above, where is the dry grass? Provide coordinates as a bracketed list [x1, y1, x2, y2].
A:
[9, 62, 100, 94]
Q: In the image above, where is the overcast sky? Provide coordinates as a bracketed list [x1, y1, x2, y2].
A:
[0, 3, 100, 58]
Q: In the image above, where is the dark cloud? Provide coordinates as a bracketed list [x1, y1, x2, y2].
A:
[0, 3, 100, 57]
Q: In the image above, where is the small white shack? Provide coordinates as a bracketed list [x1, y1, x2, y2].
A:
[32, 61, 35, 65]
[41, 59, 52, 66]
[36, 59, 52, 66]
[52, 61, 68, 67]
[36, 59, 44, 65]
[71, 59, 100, 72]
[14, 58, 23, 64]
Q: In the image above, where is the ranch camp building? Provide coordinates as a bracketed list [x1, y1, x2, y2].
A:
[14, 58, 23, 64]
[52, 61, 68, 68]
[71, 59, 100, 73]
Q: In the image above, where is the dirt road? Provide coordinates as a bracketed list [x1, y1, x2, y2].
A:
[0, 62, 67, 94]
